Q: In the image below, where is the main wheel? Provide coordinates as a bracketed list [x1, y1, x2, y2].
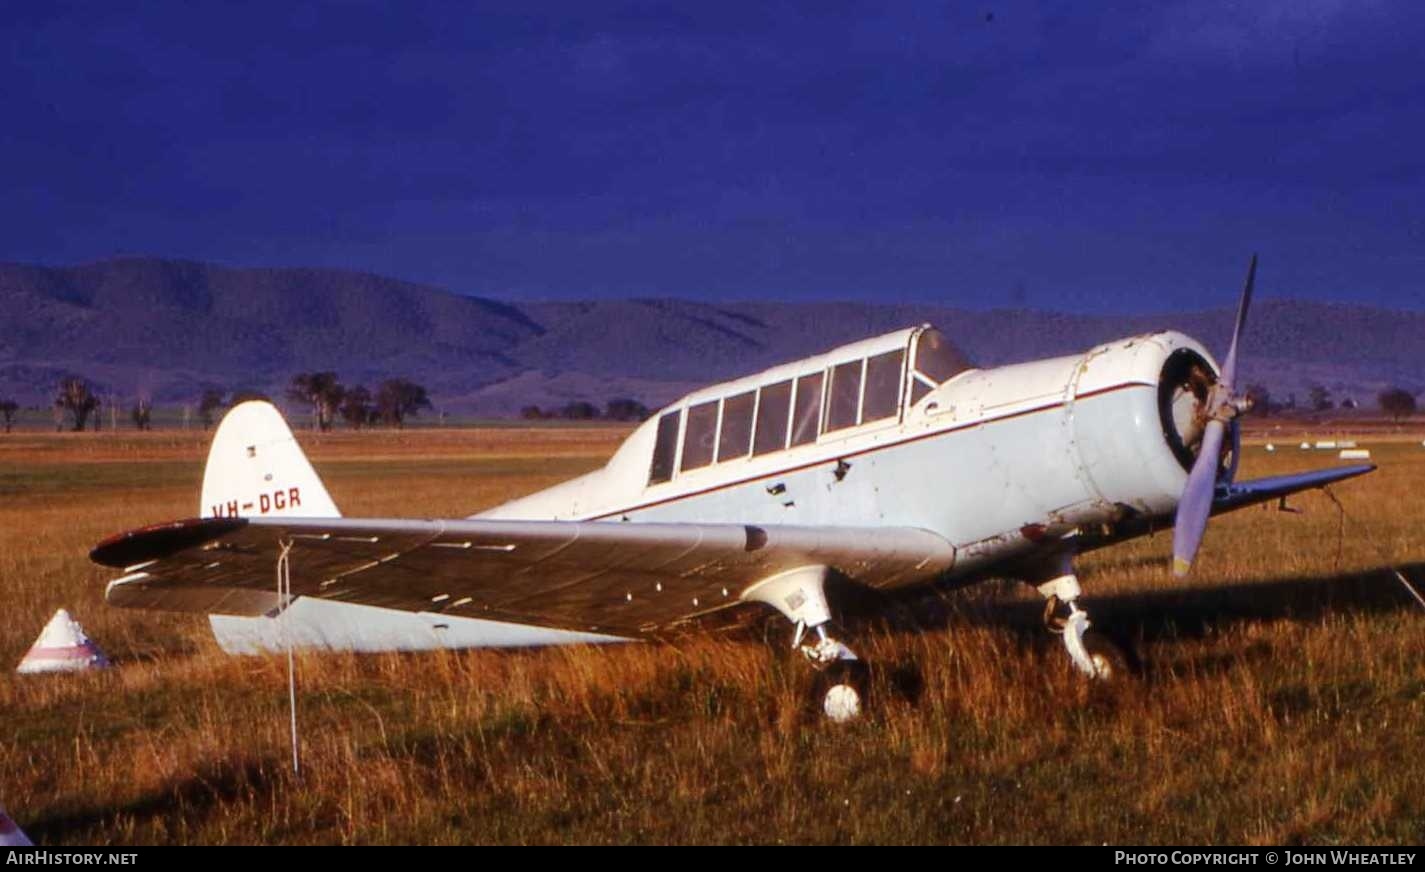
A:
[1080, 631, 1136, 680]
[811, 660, 870, 723]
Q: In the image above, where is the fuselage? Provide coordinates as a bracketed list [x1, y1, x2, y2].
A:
[480, 325, 1215, 587]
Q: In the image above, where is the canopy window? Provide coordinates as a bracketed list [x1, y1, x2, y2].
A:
[912, 328, 972, 384]
[790, 372, 824, 447]
[824, 360, 863, 433]
[910, 379, 932, 406]
[680, 400, 719, 472]
[717, 391, 755, 463]
[861, 349, 904, 423]
[753, 380, 792, 456]
[648, 411, 681, 485]
[908, 328, 973, 406]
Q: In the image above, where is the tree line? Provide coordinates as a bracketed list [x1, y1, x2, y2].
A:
[0, 373, 434, 433]
[1245, 383, 1418, 422]
[520, 398, 652, 422]
[14, 375, 1417, 433]
[285, 372, 431, 431]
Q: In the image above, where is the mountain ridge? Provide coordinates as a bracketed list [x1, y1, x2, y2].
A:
[2, 257, 1419, 414]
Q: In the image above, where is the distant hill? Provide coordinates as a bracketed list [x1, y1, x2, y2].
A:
[1, 257, 1420, 415]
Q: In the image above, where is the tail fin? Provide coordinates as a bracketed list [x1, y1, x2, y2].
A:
[200, 401, 341, 519]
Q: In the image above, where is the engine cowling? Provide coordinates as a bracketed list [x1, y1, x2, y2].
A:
[1064, 331, 1222, 520]
[1156, 346, 1219, 473]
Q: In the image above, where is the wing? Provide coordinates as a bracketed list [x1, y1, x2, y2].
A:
[1060, 462, 1376, 556]
[91, 517, 956, 636]
[1211, 462, 1376, 513]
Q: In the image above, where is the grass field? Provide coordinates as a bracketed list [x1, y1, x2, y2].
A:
[1, 426, 1423, 844]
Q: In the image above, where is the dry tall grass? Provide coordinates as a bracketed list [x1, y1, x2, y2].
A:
[1, 427, 1422, 844]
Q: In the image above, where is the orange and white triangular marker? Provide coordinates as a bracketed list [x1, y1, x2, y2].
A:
[0, 804, 32, 847]
[16, 608, 110, 674]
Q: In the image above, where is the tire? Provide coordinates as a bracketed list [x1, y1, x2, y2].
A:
[811, 660, 870, 723]
[1080, 631, 1138, 680]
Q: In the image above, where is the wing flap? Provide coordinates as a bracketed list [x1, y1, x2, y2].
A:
[105, 574, 282, 617]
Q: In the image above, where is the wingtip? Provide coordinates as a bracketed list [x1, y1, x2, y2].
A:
[90, 517, 247, 568]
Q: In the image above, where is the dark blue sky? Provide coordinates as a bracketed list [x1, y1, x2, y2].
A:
[2, 1, 1421, 312]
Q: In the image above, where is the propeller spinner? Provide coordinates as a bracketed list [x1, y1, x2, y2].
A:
[1171, 255, 1258, 577]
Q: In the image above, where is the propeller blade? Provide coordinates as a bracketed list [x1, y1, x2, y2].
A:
[1219, 254, 1257, 391]
[1172, 255, 1258, 577]
[1226, 417, 1242, 484]
[1173, 418, 1226, 577]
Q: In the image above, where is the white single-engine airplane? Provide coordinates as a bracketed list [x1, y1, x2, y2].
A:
[92, 258, 1374, 720]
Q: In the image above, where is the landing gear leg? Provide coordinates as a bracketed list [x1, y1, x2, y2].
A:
[804, 625, 868, 723]
[742, 566, 866, 722]
[1033, 555, 1131, 680]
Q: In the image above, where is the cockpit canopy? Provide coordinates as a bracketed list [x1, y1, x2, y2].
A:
[648, 325, 972, 485]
